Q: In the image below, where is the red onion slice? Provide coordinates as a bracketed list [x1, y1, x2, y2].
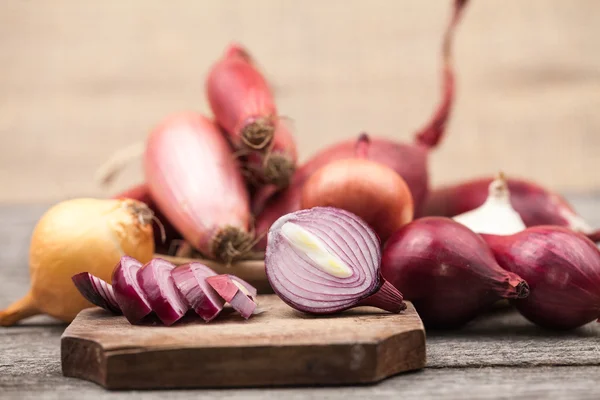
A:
[206, 275, 257, 319]
[265, 207, 406, 314]
[137, 258, 189, 326]
[112, 256, 152, 324]
[171, 263, 224, 322]
[72, 272, 121, 314]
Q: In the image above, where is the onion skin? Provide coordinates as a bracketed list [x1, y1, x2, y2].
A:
[254, 0, 469, 248]
[144, 113, 253, 263]
[207, 46, 277, 150]
[423, 177, 599, 242]
[381, 217, 529, 329]
[266, 207, 406, 315]
[0, 198, 154, 326]
[301, 157, 414, 243]
[483, 227, 600, 330]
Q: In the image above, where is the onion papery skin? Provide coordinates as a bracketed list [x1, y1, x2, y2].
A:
[144, 112, 253, 263]
[382, 217, 529, 329]
[301, 157, 414, 243]
[171, 263, 224, 322]
[423, 176, 600, 242]
[206, 46, 277, 150]
[72, 272, 121, 314]
[483, 227, 600, 330]
[265, 207, 405, 314]
[137, 258, 188, 326]
[112, 256, 153, 324]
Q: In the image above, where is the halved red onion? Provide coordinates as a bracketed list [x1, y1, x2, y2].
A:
[265, 207, 406, 314]
[171, 263, 224, 322]
[72, 272, 121, 314]
[137, 258, 188, 326]
[112, 256, 152, 324]
[206, 275, 257, 319]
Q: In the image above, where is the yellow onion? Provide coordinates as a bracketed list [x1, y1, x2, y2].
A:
[0, 198, 154, 325]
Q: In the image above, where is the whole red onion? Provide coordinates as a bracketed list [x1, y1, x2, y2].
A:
[254, 0, 469, 248]
[423, 176, 600, 242]
[266, 207, 406, 314]
[381, 217, 529, 329]
[483, 227, 600, 330]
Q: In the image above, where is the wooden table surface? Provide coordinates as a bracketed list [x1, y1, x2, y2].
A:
[1, 198, 600, 399]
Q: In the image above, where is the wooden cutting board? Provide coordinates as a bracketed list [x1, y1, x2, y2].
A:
[61, 295, 425, 390]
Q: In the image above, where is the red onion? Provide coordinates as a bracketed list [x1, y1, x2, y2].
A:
[144, 113, 253, 263]
[207, 45, 277, 150]
[381, 217, 529, 328]
[254, 0, 468, 248]
[300, 134, 414, 243]
[206, 275, 257, 319]
[423, 176, 600, 242]
[483, 227, 600, 330]
[171, 263, 224, 322]
[72, 272, 121, 314]
[112, 256, 152, 324]
[265, 207, 406, 314]
[137, 258, 188, 326]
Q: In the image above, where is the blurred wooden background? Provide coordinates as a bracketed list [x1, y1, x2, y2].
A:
[0, 0, 599, 203]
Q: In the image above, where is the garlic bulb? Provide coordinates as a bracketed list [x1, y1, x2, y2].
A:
[453, 173, 526, 235]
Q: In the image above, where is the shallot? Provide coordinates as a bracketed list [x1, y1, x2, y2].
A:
[265, 207, 406, 315]
[424, 175, 600, 242]
[254, 0, 469, 248]
[301, 134, 414, 243]
[207, 44, 277, 150]
[72, 272, 121, 314]
[144, 112, 254, 263]
[381, 217, 529, 328]
[483, 227, 600, 330]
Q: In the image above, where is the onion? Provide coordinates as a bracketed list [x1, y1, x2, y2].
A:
[423, 175, 599, 242]
[206, 44, 277, 150]
[452, 173, 526, 235]
[144, 112, 254, 263]
[72, 272, 121, 314]
[0, 199, 154, 326]
[265, 207, 406, 314]
[301, 134, 413, 243]
[483, 227, 600, 330]
[171, 263, 224, 322]
[112, 256, 153, 324]
[254, 0, 468, 248]
[137, 258, 188, 326]
[206, 275, 257, 319]
[381, 217, 529, 329]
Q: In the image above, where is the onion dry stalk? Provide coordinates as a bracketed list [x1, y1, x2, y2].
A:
[253, 0, 469, 247]
[266, 207, 406, 315]
[382, 217, 529, 329]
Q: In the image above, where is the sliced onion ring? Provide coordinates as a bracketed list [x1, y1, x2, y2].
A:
[72, 272, 121, 314]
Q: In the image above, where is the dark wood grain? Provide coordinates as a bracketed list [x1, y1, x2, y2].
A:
[1, 199, 600, 398]
[60, 296, 426, 389]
